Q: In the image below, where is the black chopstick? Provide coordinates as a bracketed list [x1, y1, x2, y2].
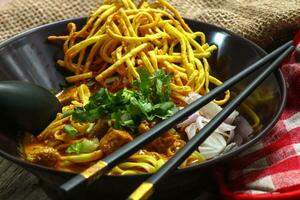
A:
[127, 45, 295, 200]
[60, 40, 293, 194]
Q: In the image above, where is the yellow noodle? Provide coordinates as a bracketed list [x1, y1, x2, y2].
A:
[65, 72, 93, 83]
[96, 43, 149, 82]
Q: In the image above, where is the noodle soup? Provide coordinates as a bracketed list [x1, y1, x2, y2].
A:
[20, 0, 254, 175]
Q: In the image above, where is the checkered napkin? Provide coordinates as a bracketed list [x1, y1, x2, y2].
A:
[217, 31, 300, 200]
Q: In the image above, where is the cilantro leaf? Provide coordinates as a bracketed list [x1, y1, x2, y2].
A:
[64, 124, 78, 136]
[66, 139, 99, 155]
[62, 109, 74, 118]
[72, 69, 178, 133]
[66, 142, 83, 154]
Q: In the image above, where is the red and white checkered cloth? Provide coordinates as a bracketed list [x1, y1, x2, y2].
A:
[217, 31, 300, 200]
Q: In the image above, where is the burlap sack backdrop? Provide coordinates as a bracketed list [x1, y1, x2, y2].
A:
[0, 0, 300, 49]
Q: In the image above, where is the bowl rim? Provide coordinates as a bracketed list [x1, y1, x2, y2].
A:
[0, 17, 287, 177]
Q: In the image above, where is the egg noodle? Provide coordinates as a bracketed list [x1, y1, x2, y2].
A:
[22, 0, 231, 175]
[48, 0, 230, 105]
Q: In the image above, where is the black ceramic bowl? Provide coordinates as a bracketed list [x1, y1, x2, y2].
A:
[0, 18, 286, 200]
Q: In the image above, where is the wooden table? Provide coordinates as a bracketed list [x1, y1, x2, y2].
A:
[0, 158, 49, 200]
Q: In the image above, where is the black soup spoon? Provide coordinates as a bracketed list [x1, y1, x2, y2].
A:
[0, 81, 61, 135]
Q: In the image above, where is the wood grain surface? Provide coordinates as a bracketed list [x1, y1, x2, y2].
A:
[0, 157, 49, 200]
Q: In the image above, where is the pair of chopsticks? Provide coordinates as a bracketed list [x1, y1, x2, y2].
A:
[60, 41, 294, 200]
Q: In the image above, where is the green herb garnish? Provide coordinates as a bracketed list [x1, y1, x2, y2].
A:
[66, 139, 99, 155]
[64, 124, 78, 136]
[72, 69, 178, 132]
[66, 142, 82, 154]
[62, 109, 74, 118]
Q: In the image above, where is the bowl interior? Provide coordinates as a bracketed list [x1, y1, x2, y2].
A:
[0, 18, 285, 173]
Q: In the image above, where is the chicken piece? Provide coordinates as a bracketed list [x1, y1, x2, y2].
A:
[138, 120, 156, 134]
[138, 120, 151, 134]
[99, 128, 133, 155]
[25, 145, 60, 167]
[146, 129, 178, 155]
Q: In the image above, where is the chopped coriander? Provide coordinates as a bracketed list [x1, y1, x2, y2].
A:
[72, 69, 178, 133]
[64, 124, 78, 136]
[66, 142, 82, 154]
[66, 138, 99, 155]
[62, 109, 74, 118]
